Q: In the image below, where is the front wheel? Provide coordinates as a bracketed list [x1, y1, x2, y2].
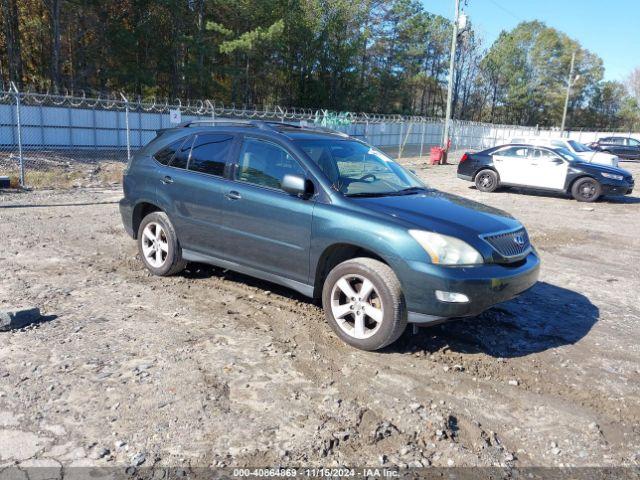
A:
[475, 169, 499, 192]
[571, 177, 601, 202]
[322, 258, 407, 351]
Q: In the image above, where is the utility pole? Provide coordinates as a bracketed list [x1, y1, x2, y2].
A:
[442, 0, 461, 147]
[560, 51, 576, 134]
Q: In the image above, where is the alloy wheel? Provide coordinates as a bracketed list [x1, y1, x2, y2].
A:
[330, 274, 384, 340]
[141, 222, 169, 268]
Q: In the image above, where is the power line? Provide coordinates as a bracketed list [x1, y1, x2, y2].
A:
[486, 0, 522, 22]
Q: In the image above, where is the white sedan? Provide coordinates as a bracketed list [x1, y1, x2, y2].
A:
[510, 137, 619, 167]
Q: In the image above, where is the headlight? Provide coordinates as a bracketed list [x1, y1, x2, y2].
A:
[409, 230, 483, 265]
[601, 172, 624, 181]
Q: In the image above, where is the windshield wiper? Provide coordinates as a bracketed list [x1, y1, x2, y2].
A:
[385, 186, 428, 196]
[345, 187, 427, 198]
[344, 191, 393, 198]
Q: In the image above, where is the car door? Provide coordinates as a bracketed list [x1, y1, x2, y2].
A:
[155, 133, 236, 255]
[624, 138, 640, 158]
[221, 136, 315, 284]
[491, 146, 531, 185]
[526, 148, 568, 190]
[602, 137, 625, 156]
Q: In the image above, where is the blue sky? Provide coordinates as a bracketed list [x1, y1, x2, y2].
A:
[422, 0, 639, 81]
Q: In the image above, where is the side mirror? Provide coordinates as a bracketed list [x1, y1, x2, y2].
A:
[281, 174, 308, 197]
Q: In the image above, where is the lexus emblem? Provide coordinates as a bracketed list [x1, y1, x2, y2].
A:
[513, 234, 525, 247]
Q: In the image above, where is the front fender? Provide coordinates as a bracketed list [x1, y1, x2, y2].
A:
[310, 203, 428, 291]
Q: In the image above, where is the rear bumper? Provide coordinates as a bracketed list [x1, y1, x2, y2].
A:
[457, 173, 473, 181]
[404, 251, 540, 323]
[119, 198, 135, 238]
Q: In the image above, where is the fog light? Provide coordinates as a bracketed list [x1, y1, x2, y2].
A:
[435, 290, 469, 303]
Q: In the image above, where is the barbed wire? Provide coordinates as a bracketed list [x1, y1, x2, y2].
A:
[1, 87, 637, 133]
[0, 88, 445, 124]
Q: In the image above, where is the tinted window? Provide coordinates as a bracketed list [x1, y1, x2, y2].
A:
[627, 138, 640, 146]
[603, 137, 624, 145]
[237, 138, 304, 190]
[498, 146, 529, 158]
[189, 134, 234, 176]
[154, 138, 185, 165]
[170, 136, 194, 169]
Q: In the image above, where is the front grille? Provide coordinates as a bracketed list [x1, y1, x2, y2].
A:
[482, 228, 531, 259]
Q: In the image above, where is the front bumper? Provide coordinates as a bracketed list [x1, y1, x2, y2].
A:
[403, 251, 540, 324]
[600, 179, 634, 196]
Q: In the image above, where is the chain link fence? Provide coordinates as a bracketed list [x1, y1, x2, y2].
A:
[1, 86, 638, 189]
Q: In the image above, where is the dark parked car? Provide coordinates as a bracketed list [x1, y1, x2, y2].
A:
[590, 136, 640, 160]
[457, 144, 634, 202]
[120, 121, 539, 350]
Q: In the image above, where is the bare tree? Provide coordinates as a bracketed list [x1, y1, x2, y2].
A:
[627, 67, 640, 104]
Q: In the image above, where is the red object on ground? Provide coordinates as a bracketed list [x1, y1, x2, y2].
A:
[429, 146, 444, 165]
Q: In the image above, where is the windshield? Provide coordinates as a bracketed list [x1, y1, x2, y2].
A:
[567, 140, 593, 153]
[295, 139, 426, 196]
[553, 147, 582, 162]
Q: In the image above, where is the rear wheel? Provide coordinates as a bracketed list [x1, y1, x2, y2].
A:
[322, 258, 407, 351]
[137, 211, 187, 276]
[475, 169, 499, 192]
[571, 177, 601, 202]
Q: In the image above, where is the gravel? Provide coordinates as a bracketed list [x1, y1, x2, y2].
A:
[0, 159, 639, 467]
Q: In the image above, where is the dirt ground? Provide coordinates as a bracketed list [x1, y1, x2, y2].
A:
[0, 156, 639, 471]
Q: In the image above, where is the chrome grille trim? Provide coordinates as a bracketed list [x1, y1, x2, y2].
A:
[480, 227, 531, 260]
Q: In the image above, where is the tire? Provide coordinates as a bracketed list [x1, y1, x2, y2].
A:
[571, 177, 602, 202]
[475, 169, 499, 192]
[137, 211, 187, 276]
[322, 257, 407, 351]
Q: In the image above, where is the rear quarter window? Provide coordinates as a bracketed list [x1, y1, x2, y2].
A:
[188, 134, 234, 176]
[169, 137, 195, 169]
[153, 138, 186, 165]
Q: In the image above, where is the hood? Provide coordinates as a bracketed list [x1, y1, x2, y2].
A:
[350, 189, 522, 238]
[571, 161, 631, 177]
[576, 151, 617, 162]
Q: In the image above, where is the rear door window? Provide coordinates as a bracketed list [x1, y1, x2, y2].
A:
[498, 146, 529, 158]
[169, 136, 194, 169]
[189, 134, 234, 177]
[154, 138, 186, 165]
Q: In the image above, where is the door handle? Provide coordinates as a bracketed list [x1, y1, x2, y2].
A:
[226, 190, 242, 200]
[161, 175, 174, 184]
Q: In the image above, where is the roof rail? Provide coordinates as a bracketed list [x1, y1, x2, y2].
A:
[176, 119, 277, 131]
[264, 121, 350, 138]
[156, 119, 349, 138]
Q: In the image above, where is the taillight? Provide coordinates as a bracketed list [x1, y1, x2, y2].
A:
[460, 153, 469, 163]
